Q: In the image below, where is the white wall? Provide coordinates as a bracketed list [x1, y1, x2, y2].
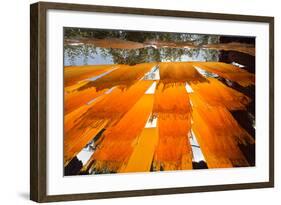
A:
[0, 0, 279, 204]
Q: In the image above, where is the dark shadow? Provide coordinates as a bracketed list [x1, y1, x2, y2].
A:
[238, 143, 256, 166]
[192, 161, 208, 169]
[64, 156, 83, 176]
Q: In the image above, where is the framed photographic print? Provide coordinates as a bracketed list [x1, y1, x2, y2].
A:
[30, 1, 274, 202]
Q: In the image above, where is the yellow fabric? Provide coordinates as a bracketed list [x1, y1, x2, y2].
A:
[120, 128, 159, 173]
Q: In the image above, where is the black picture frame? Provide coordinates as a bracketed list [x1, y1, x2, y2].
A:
[30, 1, 274, 202]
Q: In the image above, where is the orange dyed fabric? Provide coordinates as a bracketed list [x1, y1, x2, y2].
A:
[153, 114, 193, 170]
[190, 78, 251, 111]
[64, 87, 107, 115]
[64, 119, 108, 166]
[153, 83, 193, 170]
[78, 63, 156, 91]
[63, 61, 256, 173]
[64, 81, 153, 165]
[64, 64, 114, 87]
[159, 62, 207, 84]
[82, 80, 153, 122]
[120, 127, 159, 173]
[193, 62, 255, 87]
[190, 93, 254, 168]
[89, 94, 154, 173]
[153, 82, 191, 114]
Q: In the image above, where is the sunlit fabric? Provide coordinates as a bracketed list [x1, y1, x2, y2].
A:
[120, 127, 159, 173]
[64, 80, 153, 166]
[152, 83, 193, 170]
[190, 78, 251, 110]
[64, 64, 115, 87]
[78, 63, 156, 91]
[193, 62, 255, 87]
[64, 61, 255, 173]
[65, 87, 108, 115]
[87, 94, 155, 173]
[65, 38, 146, 49]
[159, 62, 207, 84]
[190, 93, 254, 168]
[65, 38, 255, 56]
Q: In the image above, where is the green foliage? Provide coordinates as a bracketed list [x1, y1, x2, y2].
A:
[64, 28, 220, 65]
